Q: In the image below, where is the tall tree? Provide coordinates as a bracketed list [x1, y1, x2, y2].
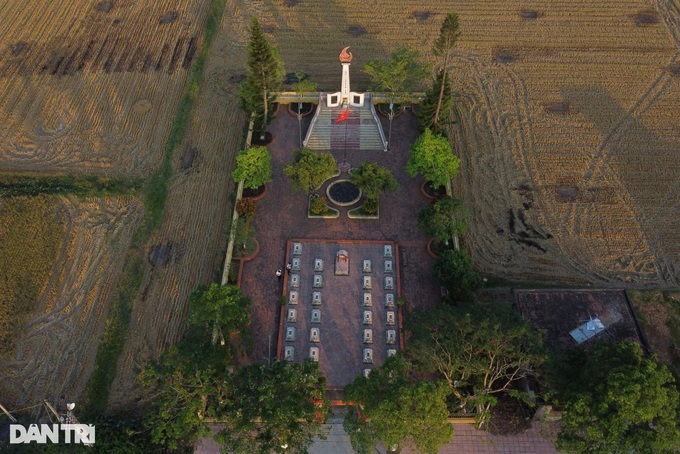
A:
[241, 17, 285, 139]
[140, 343, 229, 451]
[417, 69, 453, 135]
[291, 72, 318, 147]
[283, 147, 337, 194]
[418, 196, 470, 244]
[406, 304, 545, 428]
[343, 356, 453, 454]
[217, 361, 329, 454]
[188, 283, 251, 347]
[349, 161, 398, 204]
[554, 341, 680, 454]
[432, 13, 460, 129]
[364, 47, 428, 146]
[232, 145, 272, 189]
[406, 128, 460, 188]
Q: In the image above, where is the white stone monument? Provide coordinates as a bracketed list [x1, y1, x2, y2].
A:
[327, 47, 365, 107]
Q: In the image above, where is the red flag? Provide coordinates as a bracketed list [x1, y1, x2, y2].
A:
[334, 108, 349, 123]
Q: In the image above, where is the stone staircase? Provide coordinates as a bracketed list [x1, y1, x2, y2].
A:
[304, 95, 387, 151]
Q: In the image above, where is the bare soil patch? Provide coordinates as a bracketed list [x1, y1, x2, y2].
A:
[515, 289, 644, 352]
[627, 290, 680, 377]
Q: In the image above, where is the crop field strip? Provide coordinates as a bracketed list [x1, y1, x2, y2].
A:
[0, 196, 144, 411]
[107, 0, 248, 409]
[0, 0, 212, 177]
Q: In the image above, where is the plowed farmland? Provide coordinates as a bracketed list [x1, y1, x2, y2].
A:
[0, 0, 211, 176]
[0, 196, 143, 409]
[236, 0, 680, 287]
[0, 0, 245, 412]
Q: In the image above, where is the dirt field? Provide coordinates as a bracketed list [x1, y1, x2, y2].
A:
[0, 0, 212, 176]
[0, 195, 143, 413]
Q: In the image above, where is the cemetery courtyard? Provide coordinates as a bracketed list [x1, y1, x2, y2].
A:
[238, 105, 441, 376]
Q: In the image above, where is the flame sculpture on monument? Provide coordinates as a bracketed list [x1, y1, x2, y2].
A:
[327, 46, 364, 108]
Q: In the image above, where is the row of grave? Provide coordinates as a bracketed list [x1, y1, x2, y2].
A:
[288, 271, 395, 290]
[355, 246, 398, 376]
[284, 243, 397, 368]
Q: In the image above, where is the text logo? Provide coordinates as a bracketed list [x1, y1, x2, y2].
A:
[9, 424, 95, 445]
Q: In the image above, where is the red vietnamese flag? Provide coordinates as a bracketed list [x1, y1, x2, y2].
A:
[334, 108, 349, 123]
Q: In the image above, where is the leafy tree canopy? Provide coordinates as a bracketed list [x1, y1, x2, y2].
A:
[291, 72, 318, 99]
[405, 304, 545, 428]
[188, 283, 251, 346]
[418, 196, 470, 244]
[555, 341, 680, 454]
[343, 356, 453, 454]
[232, 145, 272, 189]
[349, 161, 398, 202]
[283, 147, 337, 193]
[140, 346, 227, 451]
[434, 249, 483, 301]
[217, 361, 329, 454]
[364, 47, 428, 111]
[406, 128, 460, 187]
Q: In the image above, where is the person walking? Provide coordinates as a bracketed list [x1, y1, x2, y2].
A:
[276, 269, 282, 281]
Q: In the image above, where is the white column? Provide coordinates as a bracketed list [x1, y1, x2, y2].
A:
[341, 63, 351, 105]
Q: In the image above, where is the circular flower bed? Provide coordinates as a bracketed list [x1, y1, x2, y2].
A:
[326, 180, 361, 206]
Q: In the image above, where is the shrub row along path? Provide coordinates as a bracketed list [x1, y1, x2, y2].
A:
[240, 107, 440, 366]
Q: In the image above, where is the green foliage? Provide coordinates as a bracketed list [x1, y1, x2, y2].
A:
[309, 194, 328, 215]
[363, 47, 428, 113]
[90, 414, 172, 453]
[343, 356, 453, 454]
[284, 147, 337, 193]
[407, 129, 460, 188]
[430, 12, 460, 132]
[140, 346, 226, 451]
[292, 72, 318, 100]
[554, 341, 680, 454]
[241, 17, 285, 135]
[349, 161, 397, 203]
[0, 174, 142, 197]
[418, 196, 469, 243]
[218, 361, 329, 454]
[0, 196, 62, 357]
[433, 12, 461, 57]
[189, 283, 252, 341]
[232, 217, 257, 258]
[434, 249, 483, 301]
[417, 69, 453, 135]
[361, 197, 378, 215]
[405, 305, 545, 428]
[232, 146, 272, 189]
